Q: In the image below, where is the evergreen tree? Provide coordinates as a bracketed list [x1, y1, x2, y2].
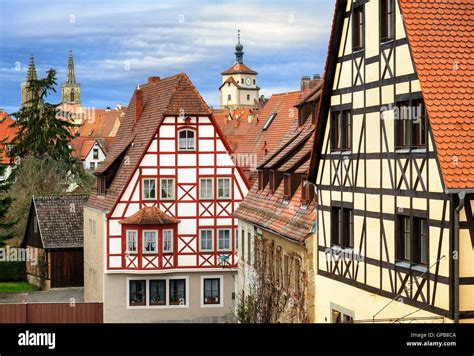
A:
[11, 69, 77, 169]
[0, 163, 17, 246]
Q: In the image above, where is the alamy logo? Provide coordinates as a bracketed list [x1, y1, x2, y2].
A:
[18, 330, 56, 349]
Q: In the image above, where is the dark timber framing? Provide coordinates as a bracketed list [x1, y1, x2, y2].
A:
[310, 0, 474, 321]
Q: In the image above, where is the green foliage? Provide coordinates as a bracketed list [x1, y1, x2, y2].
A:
[236, 290, 257, 323]
[0, 261, 25, 281]
[10, 69, 78, 170]
[0, 281, 38, 292]
[5, 156, 94, 246]
[0, 162, 17, 245]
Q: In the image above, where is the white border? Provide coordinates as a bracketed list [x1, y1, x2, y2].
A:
[142, 230, 158, 254]
[200, 275, 224, 308]
[199, 228, 214, 252]
[142, 178, 157, 201]
[126, 276, 190, 310]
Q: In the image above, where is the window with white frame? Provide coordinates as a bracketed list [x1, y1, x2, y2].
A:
[199, 178, 213, 200]
[163, 230, 173, 253]
[203, 278, 220, 305]
[178, 129, 195, 151]
[129, 280, 146, 306]
[160, 178, 174, 200]
[218, 229, 231, 251]
[217, 178, 231, 199]
[150, 280, 166, 306]
[143, 231, 157, 253]
[169, 279, 186, 305]
[200, 229, 213, 252]
[143, 178, 157, 200]
[126, 230, 138, 253]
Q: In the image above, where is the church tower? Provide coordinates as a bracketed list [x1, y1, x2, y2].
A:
[220, 31, 259, 109]
[20, 55, 37, 107]
[61, 49, 81, 105]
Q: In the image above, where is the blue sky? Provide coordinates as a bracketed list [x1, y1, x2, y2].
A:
[0, 0, 334, 114]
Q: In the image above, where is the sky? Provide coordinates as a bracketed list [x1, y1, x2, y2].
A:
[0, 0, 334, 114]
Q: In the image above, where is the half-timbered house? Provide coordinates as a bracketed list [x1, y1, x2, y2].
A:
[310, 0, 474, 323]
[233, 82, 321, 323]
[84, 73, 249, 322]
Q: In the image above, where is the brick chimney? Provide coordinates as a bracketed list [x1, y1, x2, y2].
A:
[148, 76, 160, 84]
[135, 85, 144, 122]
[301, 76, 311, 91]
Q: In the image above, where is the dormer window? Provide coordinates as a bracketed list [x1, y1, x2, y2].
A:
[269, 170, 275, 193]
[178, 129, 195, 151]
[97, 176, 106, 195]
[258, 170, 264, 191]
[283, 174, 291, 200]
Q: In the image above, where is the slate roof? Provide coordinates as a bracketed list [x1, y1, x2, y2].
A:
[27, 195, 88, 249]
[87, 73, 211, 212]
[120, 206, 181, 225]
[233, 88, 321, 243]
[399, 0, 474, 189]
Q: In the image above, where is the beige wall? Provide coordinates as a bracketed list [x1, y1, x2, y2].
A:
[84, 206, 106, 302]
[315, 275, 449, 323]
[103, 271, 235, 323]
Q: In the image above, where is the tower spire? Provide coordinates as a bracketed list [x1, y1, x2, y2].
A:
[66, 49, 76, 84]
[235, 30, 244, 64]
[26, 54, 37, 82]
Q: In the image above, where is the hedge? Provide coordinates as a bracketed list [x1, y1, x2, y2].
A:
[0, 261, 26, 281]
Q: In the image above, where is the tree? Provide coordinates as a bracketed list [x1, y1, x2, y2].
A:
[0, 163, 17, 246]
[235, 237, 309, 323]
[4, 156, 94, 245]
[10, 69, 78, 170]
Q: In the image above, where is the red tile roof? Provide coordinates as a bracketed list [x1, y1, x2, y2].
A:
[76, 107, 125, 138]
[213, 108, 258, 151]
[234, 91, 305, 184]
[0, 112, 19, 164]
[70, 137, 114, 160]
[233, 89, 321, 243]
[120, 206, 180, 225]
[87, 73, 211, 212]
[399, 0, 474, 189]
[221, 63, 257, 75]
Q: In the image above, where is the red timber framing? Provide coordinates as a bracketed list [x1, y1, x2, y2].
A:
[106, 114, 250, 271]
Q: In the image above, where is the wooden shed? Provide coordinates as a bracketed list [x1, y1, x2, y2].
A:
[22, 195, 88, 289]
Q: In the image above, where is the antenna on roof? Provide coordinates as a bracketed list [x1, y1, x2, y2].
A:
[136, 84, 141, 90]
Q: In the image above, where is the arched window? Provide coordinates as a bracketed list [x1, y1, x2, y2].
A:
[178, 129, 195, 151]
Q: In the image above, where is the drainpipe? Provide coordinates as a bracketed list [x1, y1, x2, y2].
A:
[454, 191, 465, 324]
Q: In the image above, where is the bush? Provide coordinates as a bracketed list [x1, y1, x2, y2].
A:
[0, 261, 26, 281]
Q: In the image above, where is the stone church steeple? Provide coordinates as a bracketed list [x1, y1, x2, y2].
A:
[61, 49, 81, 105]
[21, 55, 38, 107]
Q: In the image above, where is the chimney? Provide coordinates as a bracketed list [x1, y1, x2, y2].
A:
[309, 74, 322, 89]
[148, 76, 160, 84]
[301, 76, 311, 91]
[135, 85, 144, 122]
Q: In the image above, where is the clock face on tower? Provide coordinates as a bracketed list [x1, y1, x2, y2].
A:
[245, 77, 252, 86]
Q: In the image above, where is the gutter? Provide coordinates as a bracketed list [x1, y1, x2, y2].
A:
[453, 191, 465, 324]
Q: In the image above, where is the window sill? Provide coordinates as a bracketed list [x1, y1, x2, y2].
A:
[125, 252, 138, 255]
[380, 38, 394, 45]
[160, 198, 175, 201]
[395, 261, 427, 273]
[142, 252, 158, 255]
[163, 251, 173, 255]
[395, 148, 427, 154]
[330, 150, 352, 156]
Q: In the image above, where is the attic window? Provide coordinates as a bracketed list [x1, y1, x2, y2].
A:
[178, 129, 195, 151]
[262, 113, 277, 131]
